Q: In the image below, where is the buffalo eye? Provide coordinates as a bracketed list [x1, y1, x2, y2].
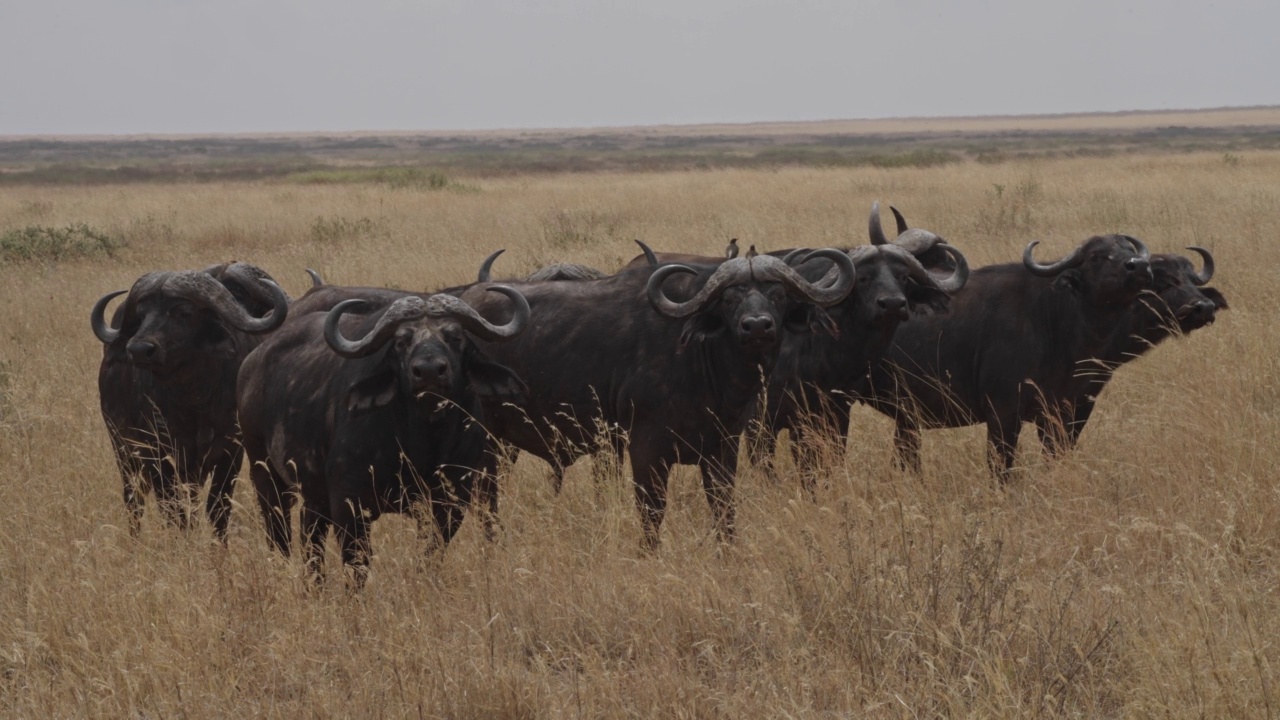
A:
[441, 326, 464, 345]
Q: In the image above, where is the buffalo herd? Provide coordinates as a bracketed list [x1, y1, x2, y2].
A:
[90, 203, 1226, 583]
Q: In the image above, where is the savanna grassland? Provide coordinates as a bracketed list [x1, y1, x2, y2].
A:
[1, 118, 1279, 717]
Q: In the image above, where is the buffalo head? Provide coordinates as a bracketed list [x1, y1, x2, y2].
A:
[1024, 234, 1153, 304]
[646, 250, 855, 355]
[784, 203, 969, 328]
[324, 286, 530, 411]
[90, 263, 288, 374]
[1143, 247, 1227, 333]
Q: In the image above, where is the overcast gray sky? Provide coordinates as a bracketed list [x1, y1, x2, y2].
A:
[1, 0, 1275, 135]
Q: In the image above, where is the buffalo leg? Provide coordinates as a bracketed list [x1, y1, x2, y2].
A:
[1065, 399, 1095, 448]
[744, 417, 780, 477]
[334, 496, 373, 589]
[697, 445, 738, 544]
[986, 416, 1021, 481]
[1035, 410, 1072, 459]
[204, 448, 243, 543]
[115, 450, 147, 536]
[892, 416, 923, 474]
[430, 493, 466, 548]
[628, 440, 674, 551]
[152, 460, 191, 531]
[249, 459, 293, 556]
[436, 463, 474, 547]
[469, 443, 503, 541]
[300, 497, 331, 583]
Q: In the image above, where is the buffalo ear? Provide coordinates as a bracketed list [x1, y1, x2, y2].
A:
[1053, 269, 1083, 293]
[908, 285, 951, 314]
[346, 370, 398, 415]
[466, 353, 528, 403]
[1201, 287, 1229, 310]
[677, 314, 725, 351]
[784, 305, 838, 337]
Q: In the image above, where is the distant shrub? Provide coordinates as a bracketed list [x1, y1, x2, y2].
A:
[309, 216, 385, 245]
[974, 178, 1042, 239]
[866, 149, 961, 169]
[541, 209, 621, 250]
[287, 167, 478, 192]
[18, 199, 54, 218]
[0, 223, 124, 264]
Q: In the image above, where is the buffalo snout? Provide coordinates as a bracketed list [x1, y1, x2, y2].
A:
[126, 339, 162, 366]
[409, 356, 450, 390]
[739, 314, 777, 344]
[876, 295, 909, 319]
[1125, 258, 1153, 286]
[1183, 299, 1218, 326]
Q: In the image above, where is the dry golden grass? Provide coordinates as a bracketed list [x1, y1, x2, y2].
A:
[1, 151, 1278, 717]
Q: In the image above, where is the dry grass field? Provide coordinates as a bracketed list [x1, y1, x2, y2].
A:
[1, 149, 1278, 717]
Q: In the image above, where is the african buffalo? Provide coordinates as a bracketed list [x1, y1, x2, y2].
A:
[475, 248, 607, 283]
[1035, 247, 1226, 453]
[864, 233, 1155, 476]
[750, 204, 969, 483]
[236, 287, 529, 584]
[459, 250, 856, 548]
[91, 263, 288, 538]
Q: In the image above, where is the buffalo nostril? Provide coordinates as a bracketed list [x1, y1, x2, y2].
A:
[740, 316, 775, 336]
[877, 296, 907, 312]
[127, 341, 157, 359]
[411, 358, 447, 383]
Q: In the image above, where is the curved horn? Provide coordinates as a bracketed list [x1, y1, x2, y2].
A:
[881, 245, 970, 295]
[164, 271, 289, 334]
[223, 263, 292, 310]
[868, 201, 889, 246]
[889, 206, 910, 235]
[1126, 235, 1150, 260]
[306, 268, 324, 287]
[476, 249, 505, 283]
[756, 250, 856, 307]
[1186, 246, 1215, 285]
[892, 229, 945, 257]
[90, 290, 128, 344]
[635, 239, 658, 266]
[782, 248, 812, 266]
[325, 296, 426, 358]
[1023, 240, 1087, 277]
[931, 244, 970, 294]
[646, 263, 716, 318]
[428, 285, 530, 341]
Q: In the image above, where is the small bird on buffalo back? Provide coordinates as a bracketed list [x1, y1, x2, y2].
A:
[745, 244, 758, 259]
[725, 238, 739, 259]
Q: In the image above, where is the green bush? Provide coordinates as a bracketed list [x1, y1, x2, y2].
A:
[866, 149, 961, 169]
[0, 223, 125, 264]
[286, 167, 476, 192]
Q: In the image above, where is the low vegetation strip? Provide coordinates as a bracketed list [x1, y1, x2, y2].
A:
[3, 118, 1280, 185]
[0, 223, 124, 264]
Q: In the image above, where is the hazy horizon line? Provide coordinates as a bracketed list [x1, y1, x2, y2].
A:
[5, 104, 1279, 143]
